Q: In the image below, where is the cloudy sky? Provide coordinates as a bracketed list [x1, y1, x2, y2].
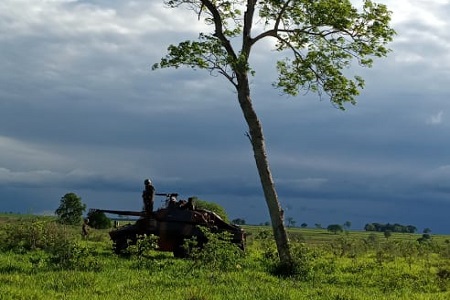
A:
[1, 0, 450, 233]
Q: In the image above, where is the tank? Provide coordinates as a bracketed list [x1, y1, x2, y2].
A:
[90, 193, 245, 257]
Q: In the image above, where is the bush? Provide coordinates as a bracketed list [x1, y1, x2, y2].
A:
[268, 243, 314, 279]
[1, 219, 71, 253]
[128, 234, 159, 258]
[0, 218, 102, 271]
[47, 238, 103, 271]
[86, 210, 111, 229]
[185, 227, 245, 272]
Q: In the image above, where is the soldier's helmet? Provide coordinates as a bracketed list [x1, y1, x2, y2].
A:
[144, 179, 152, 185]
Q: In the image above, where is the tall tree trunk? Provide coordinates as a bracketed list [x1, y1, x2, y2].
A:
[236, 73, 292, 265]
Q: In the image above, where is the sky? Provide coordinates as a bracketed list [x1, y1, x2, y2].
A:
[1, 0, 450, 233]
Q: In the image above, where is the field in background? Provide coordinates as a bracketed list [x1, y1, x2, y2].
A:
[0, 214, 449, 300]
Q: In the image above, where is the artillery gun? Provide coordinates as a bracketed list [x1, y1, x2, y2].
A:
[90, 193, 245, 257]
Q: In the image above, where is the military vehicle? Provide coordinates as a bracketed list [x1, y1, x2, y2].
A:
[90, 193, 245, 257]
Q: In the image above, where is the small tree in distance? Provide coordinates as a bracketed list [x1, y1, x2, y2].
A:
[327, 224, 343, 234]
[423, 228, 431, 234]
[286, 217, 296, 228]
[232, 218, 246, 225]
[55, 192, 86, 225]
[343, 221, 352, 230]
[383, 230, 392, 239]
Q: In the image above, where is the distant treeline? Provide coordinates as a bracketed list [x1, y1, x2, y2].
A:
[364, 223, 417, 233]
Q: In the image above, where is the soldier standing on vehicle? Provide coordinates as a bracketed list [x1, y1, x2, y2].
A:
[142, 179, 155, 215]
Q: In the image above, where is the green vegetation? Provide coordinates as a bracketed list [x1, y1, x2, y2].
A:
[87, 210, 111, 229]
[232, 218, 246, 225]
[365, 222, 417, 233]
[327, 224, 344, 234]
[0, 214, 449, 299]
[55, 193, 86, 225]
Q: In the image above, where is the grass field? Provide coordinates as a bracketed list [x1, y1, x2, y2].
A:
[0, 214, 449, 300]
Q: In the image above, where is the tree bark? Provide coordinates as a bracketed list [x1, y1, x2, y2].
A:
[236, 73, 292, 265]
[199, 0, 292, 265]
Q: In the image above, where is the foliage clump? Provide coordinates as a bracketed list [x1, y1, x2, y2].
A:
[184, 227, 245, 272]
[265, 242, 314, 279]
[55, 192, 86, 225]
[327, 224, 344, 234]
[87, 210, 111, 229]
[1, 218, 67, 253]
[46, 238, 103, 271]
[0, 217, 102, 272]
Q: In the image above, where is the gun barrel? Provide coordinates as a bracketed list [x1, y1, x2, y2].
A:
[90, 209, 145, 217]
[155, 193, 179, 197]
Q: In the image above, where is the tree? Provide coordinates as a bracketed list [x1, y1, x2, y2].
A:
[300, 223, 308, 228]
[55, 193, 86, 225]
[343, 221, 352, 230]
[327, 224, 343, 234]
[383, 229, 392, 239]
[364, 223, 375, 231]
[153, 0, 394, 266]
[232, 218, 246, 225]
[406, 225, 417, 234]
[418, 233, 431, 243]
[286, 216, 296, 228]
[423, 228, 432, 234]
[87, 210, 112, 229]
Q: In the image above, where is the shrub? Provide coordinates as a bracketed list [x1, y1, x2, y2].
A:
[0, 219, 69, 253]
[47, 238, 103, 271]
[268, 243, 314, 279]
[133, 234, 159, 258]
[186, 227, 245, 272]
[86, 210, 111, 229]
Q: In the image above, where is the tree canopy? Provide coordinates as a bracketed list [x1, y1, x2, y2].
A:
[55, 193, 86, 225]
[364, 223, 417, 234]
[87, 210, 111, 229]
[327, 224, 343, 234]
[154, 0, 395, 108]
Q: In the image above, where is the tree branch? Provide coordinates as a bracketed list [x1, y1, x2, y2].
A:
[242, 0, 257, 55]
[251, 0, 292, 45]
[200, 0, 238, 61]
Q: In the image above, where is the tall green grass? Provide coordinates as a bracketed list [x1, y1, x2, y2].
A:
[0, 216, 449, 300]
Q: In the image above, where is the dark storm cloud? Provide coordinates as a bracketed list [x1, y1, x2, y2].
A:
[1, 0, 450, 232]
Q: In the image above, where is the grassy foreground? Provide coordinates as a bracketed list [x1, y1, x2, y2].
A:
[0, 215, 449, 300]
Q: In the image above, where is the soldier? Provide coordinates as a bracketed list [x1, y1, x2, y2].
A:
[186, 197, 195, 210]
[167, 194, 177, 209]
[82, 218, 90, 238]
[142, 178, 155, 215]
